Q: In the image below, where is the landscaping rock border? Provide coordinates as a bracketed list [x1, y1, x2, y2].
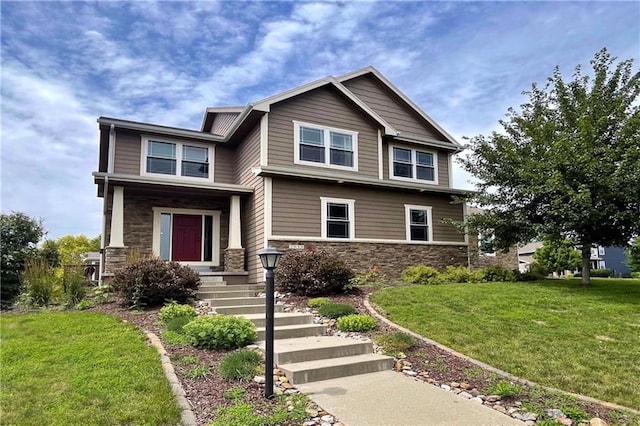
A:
[146, 332, 197, 426]
[364, 296, 640, 416]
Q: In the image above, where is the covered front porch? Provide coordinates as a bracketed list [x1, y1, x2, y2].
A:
[95, 174, 253, 282]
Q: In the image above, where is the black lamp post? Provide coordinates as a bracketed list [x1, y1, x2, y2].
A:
[258, 246, 282, 398]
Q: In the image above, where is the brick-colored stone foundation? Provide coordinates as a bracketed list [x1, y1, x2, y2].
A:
[467, 235, 519, 270]
[103, 246, 128, 275]
[224, 248, 245, 272]
[268, 240, 469, 281]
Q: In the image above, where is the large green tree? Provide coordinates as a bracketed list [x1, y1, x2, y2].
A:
[460, 49, 640, 286]
[533, 240, 582, 276]
[1, 212, 45, 307]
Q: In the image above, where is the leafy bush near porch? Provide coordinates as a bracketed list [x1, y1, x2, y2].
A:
[159, 301, 196, 322]
[336, 314, 377, 332]
[317, 302, 356, 319]
[183, 315, 257, 350]
[275, 249, 354, 296]
[112, 258, 200, 308]
[441, 266, 484, 283]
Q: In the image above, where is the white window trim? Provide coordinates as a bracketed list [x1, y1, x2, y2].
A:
[404, 204, 433, 242]
[141, 135, 215, 182]
[293, 121, 359, 171]
[152, 207, 221, 266]
[389, 144, 438, 185]
[320, 197, 355, 240]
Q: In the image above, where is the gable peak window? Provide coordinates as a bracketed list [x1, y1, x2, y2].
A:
[390, 145, 437, 184]
[142, 137, 213, 180]
[405, 205, 433, 242]
[321, 197, 355, 239]
[294, 121, 358, 171]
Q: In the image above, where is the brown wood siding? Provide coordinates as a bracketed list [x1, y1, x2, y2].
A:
[113, 130, 141, 175]
[382, 143, 449, 187]
[343, 75, 443, 141]
[268, 86, 379, 178]
[214, 146, 235, 184]
[271, 178, 464, 242]
[235, 125, 260, 184]
[235, 124, 264, 284]
[211, 113, 238, 136]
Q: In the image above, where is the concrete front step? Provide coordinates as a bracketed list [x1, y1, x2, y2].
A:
[240, 312, 315, 328]
[198, 290, 256, 299]
[198, 284, 265, 292]
[205, 297, 265, 307]
[261, 336, 374, 365]
[214, 304, 284, 315]
[279, 353, 395, 385]
[256, 324, 326, 341]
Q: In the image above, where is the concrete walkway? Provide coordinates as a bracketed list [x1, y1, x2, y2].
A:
[296, 370, 524, 426]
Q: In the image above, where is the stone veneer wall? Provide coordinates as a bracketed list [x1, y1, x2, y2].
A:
[224, 248, 245, 272]
[103, 246, 128, 275]
[467, 234, 519, 270]
[268, 240, 469, 281]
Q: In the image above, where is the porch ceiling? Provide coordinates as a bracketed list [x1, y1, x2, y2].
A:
[93, 172, 253, 198]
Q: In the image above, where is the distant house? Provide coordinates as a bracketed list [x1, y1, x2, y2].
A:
[466, 207, 519, 271]
[93, 66, 491, 285]
[518, 242, 631, 276]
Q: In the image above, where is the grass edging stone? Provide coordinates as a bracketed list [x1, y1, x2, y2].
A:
[147, 332, 197, 426]
[364, 295, 640, 416]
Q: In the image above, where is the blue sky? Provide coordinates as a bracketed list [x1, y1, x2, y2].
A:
[1, 1, 638, 239]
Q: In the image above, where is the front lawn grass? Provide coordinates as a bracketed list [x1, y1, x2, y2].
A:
[371, 278, 640, 410]
[0, 311, 180, 425]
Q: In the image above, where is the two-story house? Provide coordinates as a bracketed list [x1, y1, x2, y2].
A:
[93, 67, 472, 285]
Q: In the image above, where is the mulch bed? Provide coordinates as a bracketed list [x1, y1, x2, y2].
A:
[94, 290, 634, 426]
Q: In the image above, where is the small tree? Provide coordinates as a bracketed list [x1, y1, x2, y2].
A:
[627, 238, 640, 273]
[1, 212, 45, 307]
[533, 240, 581, 276]
[55, 234, 100, 265]
[460, 48, 640, 286]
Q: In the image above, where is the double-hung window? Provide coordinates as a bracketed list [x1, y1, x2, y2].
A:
[405, 205, 433, 241]
[390, 146, 437, 184]
[294, 121, 358, 170]
[321, 197, 355, 239]
[142, 137, 212, 180]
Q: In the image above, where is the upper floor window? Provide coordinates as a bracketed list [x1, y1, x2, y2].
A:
[390, 145, 438, 184]
[404, 205, 433, 241]
[321, 197, 355, 239]
[294, 121, 358, 171]
[142, 137, 213, 181]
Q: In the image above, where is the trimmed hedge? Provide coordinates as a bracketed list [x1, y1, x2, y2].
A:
[276, 249, 354, 296]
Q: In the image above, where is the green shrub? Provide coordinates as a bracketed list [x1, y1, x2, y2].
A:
[185, 365, 209, 380]
[402, 265, 441, 285]
[93, 284, 112, 304]
[487, 381, 521, 397]
[183, 315, 257, 350]
[75, 300, 95, 310]
[348, 266, 387, 289]
[442, 266, 484, 283]
[317, 302, 356, 319]
[112, 257, 200, 308]
[275, 249, 354, 296]
[482, 266, 516, 282]
[515, 270, 545, 281]
[307, 297, 331, 308]
[219, 349, 263, 381]
[165, 316, 192, 333]
[63, 266, 87, 307]
[632, 272, 640, 279]
[20, 257, 59, 307]
[159, 301, 196, 322]
[336, 314, 377, 332]
[563, 407, 589, 422]
[374, 332, 416, 356]
[590, 269, 612, 278]
[224, 386, 246, 401]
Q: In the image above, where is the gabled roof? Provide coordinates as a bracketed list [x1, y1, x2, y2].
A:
[337, 66, 461, 147]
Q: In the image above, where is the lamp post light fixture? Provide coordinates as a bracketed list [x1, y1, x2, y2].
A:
[258, 246, 282, 398]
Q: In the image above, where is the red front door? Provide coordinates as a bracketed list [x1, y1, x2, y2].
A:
[172, 214, 202, 261]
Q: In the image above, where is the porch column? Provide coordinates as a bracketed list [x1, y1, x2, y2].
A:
[109, 186, 125, 247]
[228, 195, 242, 249]
[224, 195, 245, 272]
